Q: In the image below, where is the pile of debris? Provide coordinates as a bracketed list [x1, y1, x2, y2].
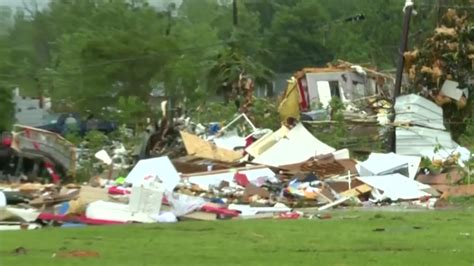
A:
[1, 113, 471, 229]
[278, 60, 394, 125]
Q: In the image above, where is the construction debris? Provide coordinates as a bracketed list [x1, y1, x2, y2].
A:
[1, 41, 473, 229]
[278, 60, 394, 124]
[1, 88, 472, 229]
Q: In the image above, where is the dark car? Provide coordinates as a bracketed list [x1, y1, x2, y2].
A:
[38, 112, 117, 136]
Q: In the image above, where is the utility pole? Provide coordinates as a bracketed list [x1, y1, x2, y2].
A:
[391, 0, 415, 152]
[232, 0, 238, 26]
[436, 0, 443, 27]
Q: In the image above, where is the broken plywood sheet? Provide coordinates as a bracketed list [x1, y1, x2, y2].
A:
[357, 174, 432, 201]
[180, 131, 243, 163]
[280, 152, 355, 178]
[340, 184, 372, 197]
[252, 123, 335, 167]
[77, 186, 110, 204]
[417, 169, 464, 185]
[433, 184, 474, 196]
[325, 179, 365, 193]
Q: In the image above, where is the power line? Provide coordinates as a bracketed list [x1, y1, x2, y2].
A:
[417, 3, 474, 9]
[0, 41, 229, 78]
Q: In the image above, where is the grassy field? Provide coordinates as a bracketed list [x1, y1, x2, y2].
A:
[1, 210, 473, 266]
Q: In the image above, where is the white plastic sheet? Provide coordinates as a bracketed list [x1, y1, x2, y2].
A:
[94, 149, 112, 165]
[0, 192, 5, 209]
[228, 203, 291, 216]
[166, 193, 206, 217]
[253, 123, 335, 167]
[357, 174, 431, 201]
[357, 152, 421, 179]
[151, 212, 178, 223]
[125, 156, 180, 191]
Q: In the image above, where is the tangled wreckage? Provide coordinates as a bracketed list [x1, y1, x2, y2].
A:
[278, 60, 394, 124]
[0, 9, 473, 229]
[0, 87, 471, 229]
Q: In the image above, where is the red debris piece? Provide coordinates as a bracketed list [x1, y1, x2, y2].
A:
[234, 172, 250, 187]
[201, 204, 240, 217]
[278, 212, 301, 219]
[56, 250, 100, 258]
[38, 213, 125, 225]
[44, 161, 61, 184]
[108, 186, 130, 195]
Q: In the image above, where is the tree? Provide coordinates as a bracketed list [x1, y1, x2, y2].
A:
[265, 0, 334, 72]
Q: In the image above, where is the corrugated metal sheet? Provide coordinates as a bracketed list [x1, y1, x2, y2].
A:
[395, 94, 445, 130]
[396, 126, 457, 156]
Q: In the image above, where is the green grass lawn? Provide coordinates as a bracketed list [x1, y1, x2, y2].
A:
[1, 210, 474, 266]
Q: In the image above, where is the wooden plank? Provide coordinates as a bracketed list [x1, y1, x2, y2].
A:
[339, 184, 372, 197]
[318, 197, 350, 211]
[180, 211, 217, 221]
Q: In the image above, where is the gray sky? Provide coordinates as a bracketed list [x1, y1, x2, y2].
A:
[0, 0, 183, 10]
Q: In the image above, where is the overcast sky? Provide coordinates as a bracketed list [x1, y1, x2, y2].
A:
[0, 0, 184, 11]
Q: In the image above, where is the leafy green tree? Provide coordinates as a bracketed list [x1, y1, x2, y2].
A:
[0, 86, 13, 131]
[265, 0, 334, 72]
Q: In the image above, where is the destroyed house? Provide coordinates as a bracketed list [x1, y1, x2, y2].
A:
[278, 61, 394, 121]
